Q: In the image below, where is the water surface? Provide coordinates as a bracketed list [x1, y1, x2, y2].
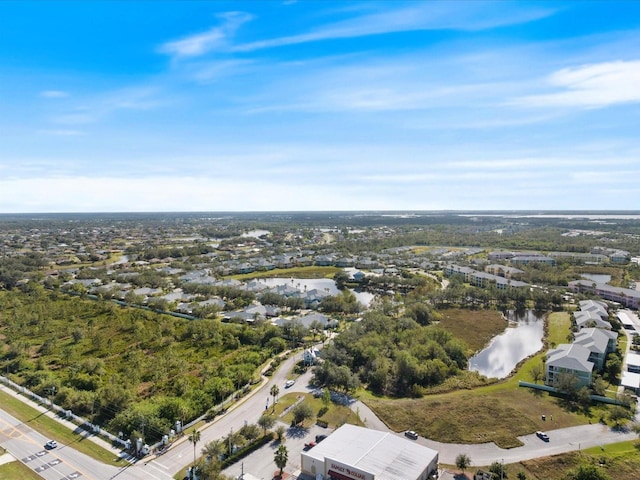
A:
[468, 310, 544, 379]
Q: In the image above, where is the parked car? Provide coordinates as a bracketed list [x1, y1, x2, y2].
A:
[285, 380, 295, 388]
[316, 434, 328, 443]
[404, 430, 418, 440]
[536, 431, 549, 442]
[304, 441, 317, 450]
[44, 440, 58, 449]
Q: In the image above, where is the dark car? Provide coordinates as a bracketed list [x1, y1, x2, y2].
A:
[536, 431, 549, 442]
[316, 434, 328, 443]
[404, 430, 419, 440]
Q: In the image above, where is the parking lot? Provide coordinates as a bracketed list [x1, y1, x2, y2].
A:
[222, 421, 333, 479]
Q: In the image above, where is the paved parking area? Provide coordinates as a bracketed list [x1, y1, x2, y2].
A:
[222, 421, 333, 480]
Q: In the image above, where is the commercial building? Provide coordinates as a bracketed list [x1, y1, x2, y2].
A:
[300, 424, 439, 480]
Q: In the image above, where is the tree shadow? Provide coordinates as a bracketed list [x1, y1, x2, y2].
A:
[286, 425, 308, 439]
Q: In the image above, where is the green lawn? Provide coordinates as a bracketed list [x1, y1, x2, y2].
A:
[276, 392, 364, 429]
[0, 457, 41, 480]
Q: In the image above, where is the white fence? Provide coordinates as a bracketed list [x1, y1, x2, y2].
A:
[0, 375, 128, 449]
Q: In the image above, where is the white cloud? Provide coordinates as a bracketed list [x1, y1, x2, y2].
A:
[515, 60, 640, 108]
[159, 11, 253, 58]
[233, 2, 555, 52]
[40, 90, 69, 98]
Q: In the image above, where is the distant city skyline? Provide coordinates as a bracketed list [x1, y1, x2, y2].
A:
[1, 1, 639, 213]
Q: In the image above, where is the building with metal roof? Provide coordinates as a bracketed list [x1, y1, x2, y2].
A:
[300, 424, 438, 480]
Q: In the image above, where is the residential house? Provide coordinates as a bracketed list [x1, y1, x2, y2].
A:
[510, 255, 556, 266]
[484, 264, 524, 279]
[574, 310, 612, 330]
[545, 344, 594, 388]
[569, 280, 640, 309]
[572, 328, 618, 370]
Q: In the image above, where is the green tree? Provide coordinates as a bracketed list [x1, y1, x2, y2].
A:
[275, 424, 286, 443]
[608, 405, 633, 427]
[517, 472, 527, 480]
[489, 460, 506, 479]
[274, 444, 288, 478]
[201, 439, 225, 462]
[188, 429, 201, 478]
[292, 402, 314, 425]
[564, 463, 611, 480]
[604, 354, 621, 381]
[334, 271, 350, 290]
[322, 387, 331, 408]
[555, 372, 580, 401]
[258, 414, 276, 435]
[455, 453, 471, 473]
[529, 363, 544, 384]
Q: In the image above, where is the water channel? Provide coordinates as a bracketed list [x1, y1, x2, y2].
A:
[468, 309, 545, 379]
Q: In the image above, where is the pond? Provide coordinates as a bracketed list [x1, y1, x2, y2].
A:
[468, 310, 544, 379]
[581, 273, 611, 284]
[241, 229, 270, 238]
[258, 277, 375, 307]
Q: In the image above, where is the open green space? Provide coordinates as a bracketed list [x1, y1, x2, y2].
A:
[437, 308, 507, 354]
[274, 392, 364, 429]
[516, 442, 640, 480]
[0, 389, 125, 466]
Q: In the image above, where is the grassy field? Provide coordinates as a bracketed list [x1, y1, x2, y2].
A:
[0, 390, 126, 467]
[275, 392, 364, 429]
[364, 311, 607, 449]
[513, 441, 640, 480]
[443, 445, 640, 480]
[436, 308, 507, 353]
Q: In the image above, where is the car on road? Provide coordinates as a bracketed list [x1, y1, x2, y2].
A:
[536, 431, 549, 442]
[285, 380, 295, 388]
[44, 440, 58, 449]
[316, 434, 328, 443]
[304, 441, 317, 450]
[404, 430, 418, 440]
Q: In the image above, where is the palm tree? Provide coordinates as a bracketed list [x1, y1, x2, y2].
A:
[201, 439, 225, 463]
[274, 444, 288, 478]
[270, 384, 280, 408]
[188, 429, 201, 478]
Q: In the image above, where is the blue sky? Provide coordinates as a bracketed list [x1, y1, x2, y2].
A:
[1, 1, 639, 212]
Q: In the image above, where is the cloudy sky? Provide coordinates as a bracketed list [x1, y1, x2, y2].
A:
[2, 1, 639, 212]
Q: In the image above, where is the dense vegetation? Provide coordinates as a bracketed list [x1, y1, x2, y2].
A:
[312, 308, 469, 397]
[0, 286, 288, 443]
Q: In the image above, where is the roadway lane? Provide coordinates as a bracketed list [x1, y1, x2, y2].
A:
[0, 399, 174, 480]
